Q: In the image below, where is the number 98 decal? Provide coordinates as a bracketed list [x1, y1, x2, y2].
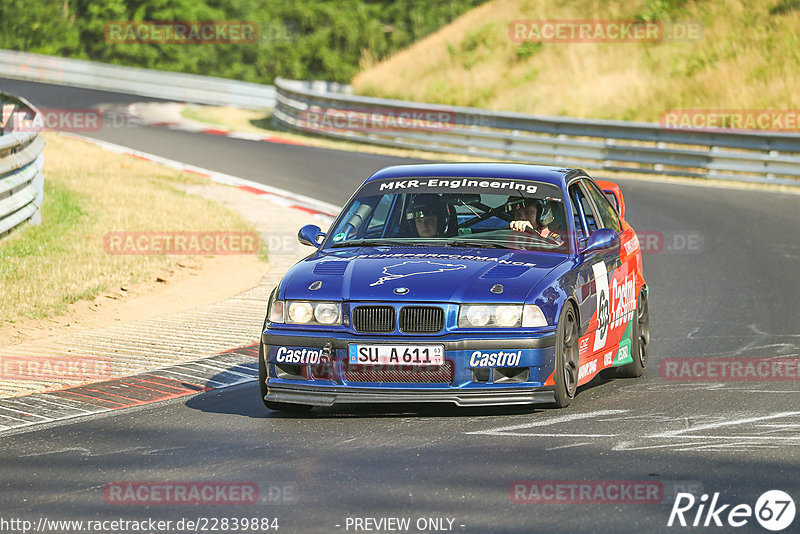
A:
[592, 262, 610, 351]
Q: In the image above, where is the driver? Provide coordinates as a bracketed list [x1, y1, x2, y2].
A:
[406, 194, 448, 238]
[509, 198, 563, 244]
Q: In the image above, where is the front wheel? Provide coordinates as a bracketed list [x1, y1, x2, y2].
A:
[552, 303, 579, 408]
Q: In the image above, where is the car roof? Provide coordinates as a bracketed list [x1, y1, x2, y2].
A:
[365, 163, 583, 188]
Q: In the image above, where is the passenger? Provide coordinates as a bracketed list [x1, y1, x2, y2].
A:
[510, 198, 563, 244]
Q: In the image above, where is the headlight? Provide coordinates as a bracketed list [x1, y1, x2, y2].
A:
[459, 304, 548, 328]
[495, 305, 522, 327]
[465, 305, 492, 327]
[458, 304, 521, 328]
[288, 301, 314, 323]
[273, 300, 342, 326]
[314, 302, 340, 324]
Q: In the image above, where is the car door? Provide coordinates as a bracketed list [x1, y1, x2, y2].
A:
[568, 180, 621, 367]
[582, 178, 637, 363]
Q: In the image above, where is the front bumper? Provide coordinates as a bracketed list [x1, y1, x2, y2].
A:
[265, 384, 555, 407]
[262, 330, 557, 407]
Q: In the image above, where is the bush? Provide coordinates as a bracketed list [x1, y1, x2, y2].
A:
[0, 0, 485, 84]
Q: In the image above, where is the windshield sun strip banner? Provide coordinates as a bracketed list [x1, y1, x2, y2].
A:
[357, 176, 563, 199]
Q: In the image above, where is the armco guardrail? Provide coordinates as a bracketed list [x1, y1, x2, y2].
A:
[0, 49, 275, 109]
[274, 78, 800, 186]
[0, 92, 45, 238]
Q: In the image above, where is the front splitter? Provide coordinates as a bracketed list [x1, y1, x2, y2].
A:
[266, 384, 555, 407]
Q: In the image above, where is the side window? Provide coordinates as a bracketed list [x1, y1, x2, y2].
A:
[604, 192, 620, 214]
[569, 183, 599, 237]
[584, 180, 621, 233]
[365, 194, 394, 236]
[568, 184, 587, 240]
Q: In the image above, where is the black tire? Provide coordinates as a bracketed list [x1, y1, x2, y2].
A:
[259, 342, 313, 413]
[552, 303, 579, 408]
[616, 288, 649, 378]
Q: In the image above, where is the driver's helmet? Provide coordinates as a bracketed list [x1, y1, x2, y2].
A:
[405, 194, 449, 236]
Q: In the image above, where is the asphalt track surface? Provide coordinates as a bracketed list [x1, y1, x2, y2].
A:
[1, 78, 799, 533]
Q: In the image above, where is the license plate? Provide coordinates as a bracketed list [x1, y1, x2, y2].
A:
[348, 344, 444, 366]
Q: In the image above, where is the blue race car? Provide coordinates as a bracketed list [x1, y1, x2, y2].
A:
[259, 163, 649, 412]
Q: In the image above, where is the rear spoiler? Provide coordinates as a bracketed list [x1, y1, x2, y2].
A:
[595, 180, 625, 219]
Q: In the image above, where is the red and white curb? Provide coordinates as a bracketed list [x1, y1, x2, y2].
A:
[61, 132, 340, 223]
[0, 129, 341, 432]
[0, 133, 344, 432]
[0, 343, 261, 435]
[127, 103, 311, 146]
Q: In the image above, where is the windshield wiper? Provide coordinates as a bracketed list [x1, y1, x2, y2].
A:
[442, 239, 512, 249]
[331, 238, 514, 249]
[330, 239, 427, 248]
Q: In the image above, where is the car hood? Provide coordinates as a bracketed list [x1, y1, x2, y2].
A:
[280, 246, 566, 303]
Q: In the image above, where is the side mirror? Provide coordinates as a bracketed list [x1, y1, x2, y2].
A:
[298, 224, 324, 248]
[582, 228, 619, 255]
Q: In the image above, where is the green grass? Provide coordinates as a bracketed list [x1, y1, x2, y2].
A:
[353, 0, 800, 123]
[1, 181, 85, 259]
[0, 133, 265, 323]
[0, 182, 107, 317]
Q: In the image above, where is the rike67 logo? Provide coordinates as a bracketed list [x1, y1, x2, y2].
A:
[668, 490, 795, 531]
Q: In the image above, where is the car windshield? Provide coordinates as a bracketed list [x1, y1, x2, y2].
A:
[325, 176, 570, 253]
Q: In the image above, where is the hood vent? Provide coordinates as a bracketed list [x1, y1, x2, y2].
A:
[480, 264, 530, 279]
[313, 261, 349, 276]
